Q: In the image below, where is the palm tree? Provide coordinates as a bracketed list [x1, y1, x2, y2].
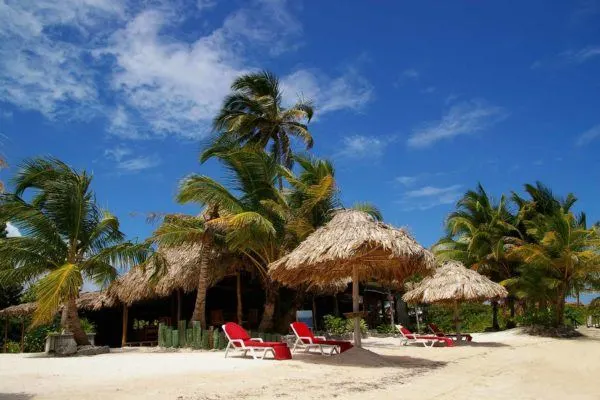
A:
[178, 146, 285, 331]
[206, 70, 314, 185]
[434, 183, 520, 329]
[508, 210, 600, 326]
[0, 158, 150, 345]
[148, 209, 221, 328]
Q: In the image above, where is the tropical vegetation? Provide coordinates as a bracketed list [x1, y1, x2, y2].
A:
[435, 182, 600, 328]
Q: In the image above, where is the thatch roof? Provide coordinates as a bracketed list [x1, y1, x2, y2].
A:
[402, 260, 508, 304]
[108, 244, 240, 306]
[269, 209, 435, 286]
[0, 291, 116, 318]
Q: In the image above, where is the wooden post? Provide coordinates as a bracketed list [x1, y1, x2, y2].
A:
[352, 265, 361, 347]
[236, 272, 243, 325]
[20, 319, 24, 353]
[121, 304, 129, 348]
[312, 296, 317, 330]
[3, 317, 8, 353]
[176, 289, 182, 323]
[333, 294, 339, 317]
[454, 301, 462, 342]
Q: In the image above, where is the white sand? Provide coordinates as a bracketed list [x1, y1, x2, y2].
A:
[1, 328, 599, 400]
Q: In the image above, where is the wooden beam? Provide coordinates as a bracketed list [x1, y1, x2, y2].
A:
[176, 289, 182, 323]
[20, 319, 24, 353]
[236, 272, 243, 325]
[121, 304, 129, 348]
[352, 266, 361, 348]
[3, 317, 8, 353]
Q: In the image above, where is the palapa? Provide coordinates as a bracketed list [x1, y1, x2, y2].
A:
[269, 209, 435, 347]
[0, 291, 116, 318]
[402, 260, 508, 340]
[109, 244, 239, 306]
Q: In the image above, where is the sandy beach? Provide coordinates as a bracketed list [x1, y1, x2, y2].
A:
[1, 328, 598, 400]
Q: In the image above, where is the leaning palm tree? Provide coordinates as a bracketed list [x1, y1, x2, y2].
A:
[0, 158, 150, 345]
[508, 210, 600, 326]
[205, 71, 314, 183]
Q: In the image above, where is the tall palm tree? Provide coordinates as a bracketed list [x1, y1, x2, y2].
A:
[205, 70, 314, 186]
[508, 210, 600, 326]
[0, 158, 150, 345]
[178, 146, 285, 331]
[434, 183, 520, 329]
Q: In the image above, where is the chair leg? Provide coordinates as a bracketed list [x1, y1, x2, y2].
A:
[318, 344, 323, 355]
[224, 342, 231, 358]
[249, 348, 257, 360]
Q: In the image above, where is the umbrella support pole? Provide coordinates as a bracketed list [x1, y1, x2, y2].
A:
[352, 266, 361, 348]
[454, 301, 462, 343]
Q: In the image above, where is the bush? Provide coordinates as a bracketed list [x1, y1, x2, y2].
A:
[322, 314, 367, 336]
[427, 303, 507, 333]
[516, 307, 554, 327]
[5, 340, 21, 353]
[375, 324, 396, 334]
[24, 319, 60, 353]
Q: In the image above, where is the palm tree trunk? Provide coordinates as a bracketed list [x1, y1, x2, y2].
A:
[191, 239, 210, 328]
[236, 272, 243, 325]
[61, 297, 89, 346]
[555, 283, 567, 327]
[258, 279, 278, 332]
[491, 300, 500, 330]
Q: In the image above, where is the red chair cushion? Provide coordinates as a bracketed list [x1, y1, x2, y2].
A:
[223, 322, 250, 341]
[291, 322, 314, 340]
[243, 340, 292, 360]
[314, 339, 353, 353]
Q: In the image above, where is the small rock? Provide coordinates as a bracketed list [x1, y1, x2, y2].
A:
[54, 339, 78, 356]
[76, 345, 110, 356]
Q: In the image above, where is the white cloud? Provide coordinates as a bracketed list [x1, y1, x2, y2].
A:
[402, 69, 420, 80]
[197, 0, 217, 11]
[563, 46, 600, 64]
[421, 86, 436, 94]
[408, 99, 506, 148]
[335, 135, 388, 159]
[116, 155, 161, 172]
[104, 145, 161, 172]
[396, 176, 417, 186]
[575, 124, 600, 146]
[398, 184, 463, 211]
[6, 222, 21, 237]
[1, 0, 371, 140]
[0, 0, 124, 119]
[282, 68, 373, 115]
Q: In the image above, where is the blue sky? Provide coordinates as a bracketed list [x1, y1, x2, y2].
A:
[1, 1, 599, 301]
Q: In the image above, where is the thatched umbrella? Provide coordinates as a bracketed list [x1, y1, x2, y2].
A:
[269, 209, 435, 347]
[402, 260, 508, 340]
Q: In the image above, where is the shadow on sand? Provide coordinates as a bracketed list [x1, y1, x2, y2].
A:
[292, 351, 448, 370]
[364, 341, 510, 349]
[0, 394, 35, 400]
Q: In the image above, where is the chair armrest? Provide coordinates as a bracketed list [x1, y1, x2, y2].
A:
[250, 337, 264, 342]
[230, 339, 245, 346]
[314, 336, 327, 340]
[299, 336, 314, 344]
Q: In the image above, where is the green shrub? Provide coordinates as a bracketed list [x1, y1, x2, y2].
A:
[516, 307, 554, 327]
[80, 318, 96, 334]
[5, 340, 21, 353]
[323, 314, 367, 335]
[24, 319, 60, 353]
[375, 324, 396, 334]
[427, 303, 507, 333]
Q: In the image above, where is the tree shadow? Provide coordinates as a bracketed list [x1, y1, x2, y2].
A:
[460, 341, 510, 348]
[0, 394, 35, 400]
[292, 352, 447, 370]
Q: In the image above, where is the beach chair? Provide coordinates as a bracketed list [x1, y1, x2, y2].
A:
[222, 322, 292, 360]
[428, 323, 472, 342]
[290, 322, 353, 355]
[395, 324, 454, 347]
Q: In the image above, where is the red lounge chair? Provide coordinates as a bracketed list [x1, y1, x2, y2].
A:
[290, 322, 353, 355]
[428, 323, 472, 342]
[395, 324, 454, 347]
[222, 322, 292, 360]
